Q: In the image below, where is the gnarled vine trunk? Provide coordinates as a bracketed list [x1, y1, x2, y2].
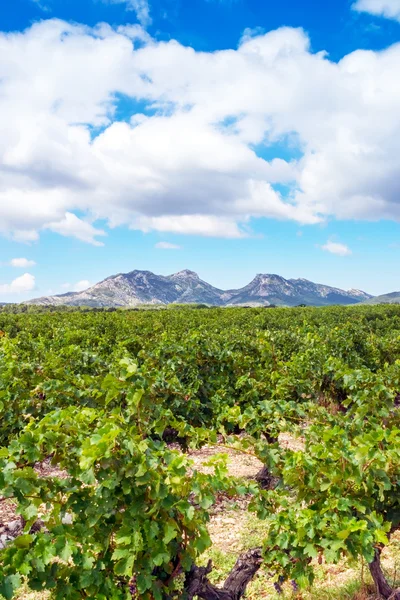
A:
[185, 548, 262, 600]
[255, 465, 277, 490]
[369, 550, 400, 599]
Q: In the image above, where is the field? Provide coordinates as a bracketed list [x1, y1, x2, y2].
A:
[1, 305, 400, 599]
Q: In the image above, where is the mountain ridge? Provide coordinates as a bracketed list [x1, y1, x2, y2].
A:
[25, 269, 373, 308]
[363, 291, 400, 305]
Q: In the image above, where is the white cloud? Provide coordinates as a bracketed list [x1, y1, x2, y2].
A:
[352, 0, 400, 21]
[44, 213, 106, 246]
[155, 241, 182, 249]
[73, 280, 91, 292]
[12, 230, 40, 244]
[134, 215, 250, 238]
[0, 273, 35, 295]
[9, 258, 36, 268]
[31, 0, 50, 11]
[240, 27, 266, 44]
[103, 0, 151, 26]
[321, 241, 352, 257]
[61, 280, 91, 292]
[2, 20, 400, 243]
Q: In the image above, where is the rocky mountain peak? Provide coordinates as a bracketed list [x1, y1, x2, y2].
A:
[170, 269, 200, 279]
[127, 270, 156, 279]
[347, 288, 370, 298]
[24, 269, 373, 308]
[253, 273, 286, 283]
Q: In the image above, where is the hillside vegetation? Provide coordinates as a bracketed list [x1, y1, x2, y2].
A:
[1, 305, 400, 599]
[364, 292, 400, 305]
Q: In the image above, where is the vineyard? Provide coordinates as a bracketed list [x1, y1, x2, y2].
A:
[1, 305, 400, 599]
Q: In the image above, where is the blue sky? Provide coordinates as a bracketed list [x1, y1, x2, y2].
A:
[1, 0, 400, 300]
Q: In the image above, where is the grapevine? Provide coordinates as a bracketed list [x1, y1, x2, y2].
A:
[0, 304, 400, 598]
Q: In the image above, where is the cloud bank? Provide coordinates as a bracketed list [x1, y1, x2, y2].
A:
[2, 20, 400, 244]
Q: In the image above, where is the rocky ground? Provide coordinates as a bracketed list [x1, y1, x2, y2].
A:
[0, 457, 67, 550]
[2, 436, 400, 599]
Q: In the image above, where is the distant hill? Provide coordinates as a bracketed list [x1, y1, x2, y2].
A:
[24, 269, 372, 308]
[221, 274, 371, 307]
[364, 291, 400, 305]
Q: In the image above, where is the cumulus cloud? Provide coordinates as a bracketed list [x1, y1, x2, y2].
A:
[44, 213, 106, 246]
[0, 273, 35, 295]
[155, 241, 181, 249]
[9, 258, 36, 268]
[2, 20, 400, 244]
[321, 241, 352, 256]
[352, 0, 400, 21]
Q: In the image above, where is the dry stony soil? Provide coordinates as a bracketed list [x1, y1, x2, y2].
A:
[1, 435, 400, 600]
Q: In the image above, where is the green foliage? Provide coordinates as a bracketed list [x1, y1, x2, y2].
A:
[1, 304, 400, 597]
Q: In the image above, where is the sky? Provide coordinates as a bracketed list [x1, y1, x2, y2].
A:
[2, 0, 400, 300]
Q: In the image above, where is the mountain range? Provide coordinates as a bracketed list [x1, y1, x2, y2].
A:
[25, 269, 373, 308]
[364, 291, 400, 305]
